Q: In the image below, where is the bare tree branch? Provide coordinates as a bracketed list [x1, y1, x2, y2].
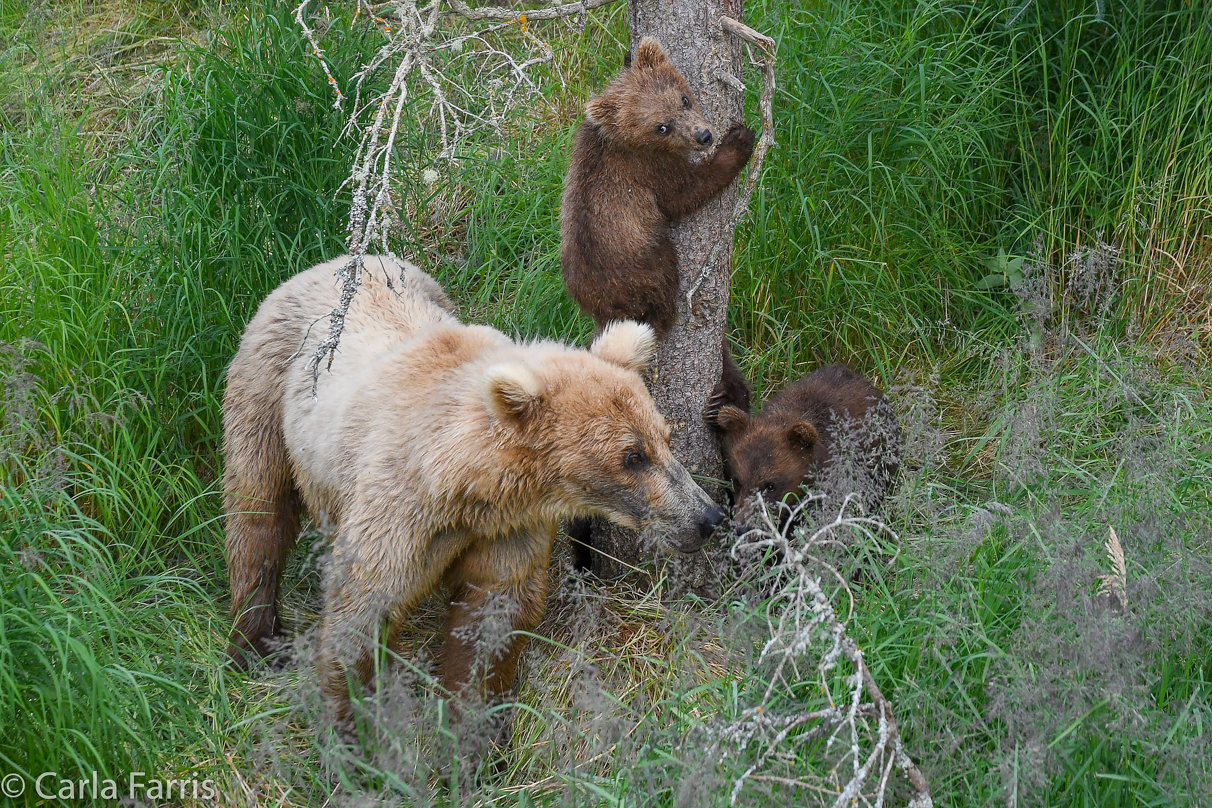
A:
[708, 493, 933, 808]
[294, 0, 624, 390]
[444, 0, 621, 23]
[295, 1, 347, 109]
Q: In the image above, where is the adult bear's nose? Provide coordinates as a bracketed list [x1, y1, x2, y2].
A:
[695, 129, 713, 146]
[697, 504, 726, 540]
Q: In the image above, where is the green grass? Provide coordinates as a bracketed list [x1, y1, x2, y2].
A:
[1, 0, 1209, 804]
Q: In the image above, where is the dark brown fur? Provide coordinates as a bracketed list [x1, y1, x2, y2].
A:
[705, 364, 901, 530]
[560, 39, 753, 571]
[559, 38, 754, 399]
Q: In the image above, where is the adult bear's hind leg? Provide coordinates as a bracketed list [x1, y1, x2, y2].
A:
[223, 362, 300, 671]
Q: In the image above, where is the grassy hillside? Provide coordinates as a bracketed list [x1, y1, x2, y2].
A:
[1, 0, 1209, 805]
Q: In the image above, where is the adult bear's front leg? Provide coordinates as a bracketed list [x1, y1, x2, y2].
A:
[316, 532, 434, 732]
[315, 580, 388, 732]
[440, 532, 552, 704]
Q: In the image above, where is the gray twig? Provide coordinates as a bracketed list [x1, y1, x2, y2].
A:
[294, 0, 624, 389]
[707, 493, 933, 807]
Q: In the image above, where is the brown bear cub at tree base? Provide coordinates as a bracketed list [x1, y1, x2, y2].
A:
[222, 255, 724, 729]
[560, 37, 754, 571]
[705, 364, 901, 533]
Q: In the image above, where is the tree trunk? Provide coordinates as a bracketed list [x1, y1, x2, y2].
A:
[591, 0, 745, 591]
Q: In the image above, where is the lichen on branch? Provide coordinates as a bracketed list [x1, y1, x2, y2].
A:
[710, 492, 933, 807]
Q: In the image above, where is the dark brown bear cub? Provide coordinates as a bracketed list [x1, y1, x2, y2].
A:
[706, 365, 901, 533]
[561, 37, 754, 572]
[560, 36, 755, 337]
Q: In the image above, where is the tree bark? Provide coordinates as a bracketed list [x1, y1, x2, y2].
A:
[591, 0, 745, 591]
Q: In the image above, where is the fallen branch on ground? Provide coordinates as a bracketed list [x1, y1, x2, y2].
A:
[709, 492, 933, 808]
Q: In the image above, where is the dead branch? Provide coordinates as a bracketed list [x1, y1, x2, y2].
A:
[296, 1, 346, 108]
[444, 0, 621, 23]
[851, 639, 934, 802]
[293, 0, 624, 389]
[708, 493, 933, 808]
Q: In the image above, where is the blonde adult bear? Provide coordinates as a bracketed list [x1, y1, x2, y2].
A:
[222, 255, 724, 723]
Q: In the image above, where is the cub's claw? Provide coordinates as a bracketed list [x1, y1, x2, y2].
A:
[722, 122, 756, 161]
[704, 383, 730, 429]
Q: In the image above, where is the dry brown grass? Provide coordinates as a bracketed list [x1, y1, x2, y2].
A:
[2, 0, 202, 146]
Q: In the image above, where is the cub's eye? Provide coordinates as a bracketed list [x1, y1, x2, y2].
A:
[656, 123, 670, 135]
[682, 95, 691, 109]
[624, 450, 648, 470]
[761, 482, 777, 497]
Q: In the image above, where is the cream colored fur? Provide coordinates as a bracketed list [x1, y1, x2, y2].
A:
[221, 255, 718, 722]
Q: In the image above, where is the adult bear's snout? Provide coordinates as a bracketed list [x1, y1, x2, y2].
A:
[697, 504, 725, 541]
[668, 503, 725, 554]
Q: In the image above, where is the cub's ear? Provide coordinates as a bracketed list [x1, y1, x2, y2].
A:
[585, 94, 620, 126]
[591, 320, 656, 375]
[623, 48, 632, 69]
[788, 421, 819, 451]
[716, 405, 750, 434]
[485, 362, 544, 422]
[632, 37, 669, 71]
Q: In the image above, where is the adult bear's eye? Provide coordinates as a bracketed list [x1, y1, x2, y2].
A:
[656, 124, 669, 135]
[624, 450, 648, 470]
[761, 482, 777, 497]
[682, 95, 690, 109]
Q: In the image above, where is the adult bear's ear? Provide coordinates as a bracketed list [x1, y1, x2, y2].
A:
[591, 320, 656, 375]
[789, 421, 819, 451]
[485, 362, 544, 422]
[632, 37, 668, 71]
[716, 405, 750, 433]
[623, 48, 632, 69]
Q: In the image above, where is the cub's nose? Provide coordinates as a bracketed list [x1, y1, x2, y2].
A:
[695, 129, 714, 146]
[697, 505, 726, 540]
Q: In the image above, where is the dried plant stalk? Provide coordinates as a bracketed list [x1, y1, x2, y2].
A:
[710, 493, 933, 808]
[1098, 525, 1128, 609]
